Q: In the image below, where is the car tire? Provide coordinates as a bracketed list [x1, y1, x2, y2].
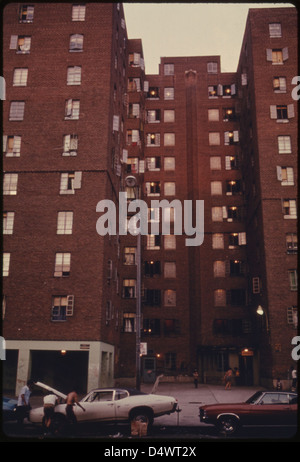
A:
[217, 415, 240, 436]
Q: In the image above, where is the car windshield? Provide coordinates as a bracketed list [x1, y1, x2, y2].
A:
[246, 391, 263, 404]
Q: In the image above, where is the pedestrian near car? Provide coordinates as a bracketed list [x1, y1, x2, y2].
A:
[65, 388, 85, 426]
[291, 366, 297, 392]
[193, 369, 199, 388]
[43, 394, 58, 432]
[16, 379, 34, 427]
[224, 368, 233, 390]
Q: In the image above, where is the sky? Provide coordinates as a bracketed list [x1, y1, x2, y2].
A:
[123, 2, 295, 74]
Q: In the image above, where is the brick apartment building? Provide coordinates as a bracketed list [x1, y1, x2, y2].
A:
[2, 4, 297, 394]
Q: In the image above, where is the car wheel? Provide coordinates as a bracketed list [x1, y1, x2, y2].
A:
[217, 415, 239, 436]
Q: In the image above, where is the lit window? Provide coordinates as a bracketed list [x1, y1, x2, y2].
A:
[164, 289, 176, 306]
[212, 233, 224, 249]
[286, 234, 298, 254]
[278, 136, 291, 154]
[282, 199, 297, 218]
[69, 34, 83, 51]
[208, 109, 219, 121]
[164, 133, 175, 146]
[269, 23, 282, 38]
[54, 253, 71, 277]
[164, 87, 174, 100]
[3, 173, 18, 195]
[9, 102, 25, 121]
[13, 68, 28, 86]
[214, 289, 226, 306]
[164, 235, 176, 250]
[19, 5, 34, 23]
[122, 280, 136, 299]
[164, 157, 175, 171]
[57, 211, 73, 234]
[164, 182, 175, 196]
[209, 132, 220, 146]
[277, 166, 294, 186]
[67, 66, 81, 85]
[3, 136, 21, 157]
[211, 181, 222, 195]
[164, 110, 175, 123]
[72, 5, 86, 21]
[3, 212, 15, 235]
[273, 76, 286, 92]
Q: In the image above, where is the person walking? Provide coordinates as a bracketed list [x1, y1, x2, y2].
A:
[224, 368, 233, 390]
[16, 379, 35, 427]
[193, 369, 199, 388]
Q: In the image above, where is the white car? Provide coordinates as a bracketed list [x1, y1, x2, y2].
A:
[29, 382, 177, 428]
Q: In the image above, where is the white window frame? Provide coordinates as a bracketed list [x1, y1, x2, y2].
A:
[54, 253, 71, 277]
[3, 135, 21, 157]
[63, 134, 78, 156]
[65, 99, 80, 120]
[57, 211, 73, 234]
[13, 68, 28, 86]
[69, 34, 83, 52]
[278, 135, 291, 153]
[164, 63, 174, 75]
[3, 253, 11, 277]
[67, 66, 81, 85]
[164, 87, 174, 100]
[3, 173, 18, 195]
[72, 4, 86, 21]
[3, 212, 15, 235]
[9, 102, 25, 121]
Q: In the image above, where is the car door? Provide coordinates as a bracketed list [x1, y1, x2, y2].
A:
[251, 393, 292, 425]
[75, 390, 115, 422]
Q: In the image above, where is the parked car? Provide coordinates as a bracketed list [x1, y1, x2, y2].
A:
[199, 391, 298, 435]
[29, 383, 178, 429]
[3, 397, 18, 421]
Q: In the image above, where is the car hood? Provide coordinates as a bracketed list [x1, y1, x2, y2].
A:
[34, 381, 67, 399]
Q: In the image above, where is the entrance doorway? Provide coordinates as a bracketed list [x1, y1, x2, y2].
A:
[142, 357, 156, 383]
[239, 354, 254, 385]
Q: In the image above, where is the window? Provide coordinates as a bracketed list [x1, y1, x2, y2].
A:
[54, 253, 71, 277]
[128, 78, 141, 92]
[65, 99, 80, 120]
[207, 62, 218, 73]
[164, 133, 175, 146]
[19, 5, 34, 23]
[208, 109, 219, 122]
[164, 289, 176, 306]
[226, 206, 243, 222]
[126, 157, 139, 174]
[273, 76, 286, 92]
[127, 130, 140, 146]
[147, 87, 159, 99]
[10, 36, 31, 53]
[129, 53, 141, 67]
[214, 289, 226, 306]
[147, 110, 161, 123]
[228, 289, 246, 306]
[3, 135, 21, 157]
[229, 232, 246, 248]
[3, 253, 10, 277]
[210, 157, 221, 170]
[52, 295, 74, 321]
[57, 211, 73, 234]
[13, 68, 28, 86]
[269, 23, 282, 37]
[209, 132, 220, 146]
[72, 4, 86, 21]
[278, 135, 291, 153]
[146, 157, 161, 171]
[224, 131, 239, 145]
[266, 48, 288, 64]
[223, 108, 236, 122]
[277, 166, 294, 185]
[69, 34, 83, 52]
[146, 235, 161, 250]
[143, 319, 160, 336]
[214, 261, 225, 277]
[124, 247, 136, 265]
[286, 234, 298, 254]
[270, 104, 294, 122]
[164, 110, 175, 123]
[164, 182, 175, 196]
[144, 261, 161, 277]
[287, 306, 298, 327]
[9, 102, 25, 121]
[164, 262, 176, 278]
[122, 280, 136, 299]
[226, 180, 242, 195]
[60, 172, 82, 194]
[225, 155, 239, 170]
[164, 157, 175, 171]
[3, 173, 18, 195]
[164, 235, 176, 250]
[164, 63, 174, 75]
[67, 66, 81, 85]
[208, 85, 218, 98]
[3, 212, 15, 235]
[212, 233, 224, 249]
[282, 199, 297, 219]
[229, 260, 246, 276]
[146, 133, 160, 146]
[128, 103, 140, 119]
[164, 87, 174, 100]
[212, 207, 223, 222]
[164, 319, 180, 336]
[288, 270, 298, 291]
[122, 313, 136, 332]
[63, 134, 78, 156]
[145, 181, 160, 196]
[211, 181, 222, 195]
[143, 289, 161, 306]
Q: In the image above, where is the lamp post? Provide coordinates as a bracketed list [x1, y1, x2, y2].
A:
[256, 305, 269, 333]
[125, 175, 141, 390]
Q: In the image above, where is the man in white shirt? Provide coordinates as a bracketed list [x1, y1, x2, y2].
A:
[43, 394, 58, 431]
[16, 379, 35, 426]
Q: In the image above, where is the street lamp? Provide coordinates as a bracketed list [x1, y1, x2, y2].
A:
[125, 175, 141, 390]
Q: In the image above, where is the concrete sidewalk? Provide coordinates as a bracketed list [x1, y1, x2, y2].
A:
[140, 382, 264, 427]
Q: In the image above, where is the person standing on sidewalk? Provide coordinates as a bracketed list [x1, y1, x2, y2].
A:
[193, 370, 199, 388]
[16, 379, 35, 427]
